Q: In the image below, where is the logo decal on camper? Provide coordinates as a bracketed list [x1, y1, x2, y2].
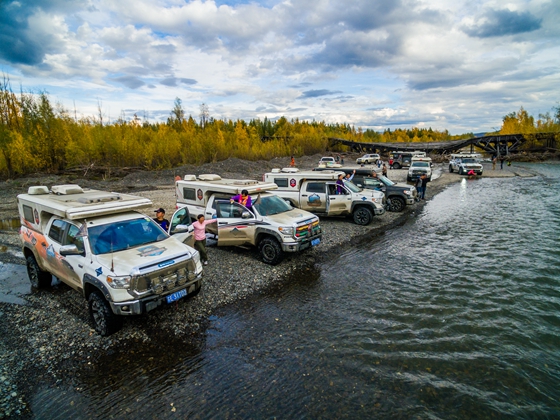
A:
[34, 209, 39, 224]
[197, 189, 203, 201]
[95, 267, 103, 276]
[290, 178, 296, 188]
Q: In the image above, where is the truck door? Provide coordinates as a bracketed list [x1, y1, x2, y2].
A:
[46, 219, 84, 290]
[214, 200, 257, 247]
[169, 207, 195, 248]
[326, 182, 352, 213]
[301, 182, 328, 213]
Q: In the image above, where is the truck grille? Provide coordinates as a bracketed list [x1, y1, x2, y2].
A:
[131, 259, 197, 296]
[295, 220, 321, 239]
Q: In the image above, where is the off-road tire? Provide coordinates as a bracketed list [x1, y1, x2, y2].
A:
[88, 291, 123, 336]
[459, 167, 464, 175]
[258, 237, 284, 265]
[26, 255, 52, 288]
[449, 165, 453, 173]
[387, 196, 406, 212]
[393, 162, 401, 169]
[353, 206, 373, 225]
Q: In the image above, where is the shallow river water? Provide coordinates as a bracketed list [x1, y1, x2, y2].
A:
[32, 163, 560, 419]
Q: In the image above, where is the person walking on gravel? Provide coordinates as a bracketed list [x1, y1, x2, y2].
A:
[192, 214, 217, 266]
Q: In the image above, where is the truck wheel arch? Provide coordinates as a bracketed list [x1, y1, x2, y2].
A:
[83, 274, 112, 302]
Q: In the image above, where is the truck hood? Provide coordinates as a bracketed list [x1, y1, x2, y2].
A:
[93, 237, 194, 276]
[393, 182, 413, 189]
[266, 209, 318, 225]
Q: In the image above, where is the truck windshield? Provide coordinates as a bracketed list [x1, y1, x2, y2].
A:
[462, 158, 479, 163]
[343, 181, 362, 192]
[253, 195, 292, 216]
[88, 217, 166, 255]
[412, 162, 430, 167]
[379, 176, 395, 186]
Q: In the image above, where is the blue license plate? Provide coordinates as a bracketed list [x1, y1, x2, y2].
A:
[311, 238, 320, 246]
[166, 289, 187, 304]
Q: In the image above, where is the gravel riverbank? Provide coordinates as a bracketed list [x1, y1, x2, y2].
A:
[0, 155, 534, 418]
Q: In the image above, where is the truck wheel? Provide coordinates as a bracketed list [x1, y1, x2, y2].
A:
[459, 167, 464, 175]
[353, 206, 373, 225]
[88, 291, 123, 336]
[393, 162, 401, 169]
[26, 255, 52, 288]
[449, 165, 453, 173]
[259, 237, 284, 265]
[387, 196, 406, 212]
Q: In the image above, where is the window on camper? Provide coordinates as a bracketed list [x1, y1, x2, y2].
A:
[22, 205, 34, 223]
[273, 178, 289, 188]
[182, 188, 197, 201]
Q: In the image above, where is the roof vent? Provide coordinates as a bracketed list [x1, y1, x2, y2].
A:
[281, 167, 299, 173]
[51, 185, 84, 195]
[271, 168, 281, 173]
[183, 175, 197, 181]
[198, 174, 222, 181]
[27, 186, 49, 195]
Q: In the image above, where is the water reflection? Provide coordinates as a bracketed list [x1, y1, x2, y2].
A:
[0, 217, 20, 231]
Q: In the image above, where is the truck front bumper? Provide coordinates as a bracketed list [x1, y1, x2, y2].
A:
[374, 207, 385, 215]
[110, 272, 203, 316]
[281, 234, 322, 252]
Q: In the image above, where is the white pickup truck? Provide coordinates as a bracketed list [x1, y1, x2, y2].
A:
[18, 184, 203, 336]
[175, 174, 322, 265]
[263, 168, 385, 225]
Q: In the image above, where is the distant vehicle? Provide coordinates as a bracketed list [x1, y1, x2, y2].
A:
[389, 151, 426, 169]
[407, 157, 433, 182]
[314, 166, 417, 212]
[356, 154, 380, 165]
[264, 168, 385, 225]
[449, 153, 483, 175]
[318, 157, 337, 166]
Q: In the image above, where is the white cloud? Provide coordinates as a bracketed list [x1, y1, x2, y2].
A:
[0, 0, 558, 133]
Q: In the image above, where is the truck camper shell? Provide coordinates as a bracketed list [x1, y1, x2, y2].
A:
[177, 174, 278, 206]
[17, 184, 152, 226]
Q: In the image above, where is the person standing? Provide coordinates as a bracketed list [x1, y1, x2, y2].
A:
[419, 173, 429, 200]
[492, 155, 497, 170]
[192, 214, 217, 266]
[290, 156, 295, 167]
[389, 158, 394, 169]
[344, 169, 356, 181]
[153, 208, 170, 231]
[377, 159, 382, 168]
[230, 189, 252, 210]
[500, 155, 505, 170]
[336, 173, 345, 194]
[382, 164, 388, 177]
[415, 176, 424, 201]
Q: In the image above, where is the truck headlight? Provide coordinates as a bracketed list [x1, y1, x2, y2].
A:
[278, 226, 294, 236]
[107, 275, 132, 289]
[191, 249, 201, 265]
[404, 190, 411, 196]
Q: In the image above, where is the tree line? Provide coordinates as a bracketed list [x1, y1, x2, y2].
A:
[0, 77, 558, 178]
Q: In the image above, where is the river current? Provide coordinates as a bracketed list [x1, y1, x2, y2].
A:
[33, 163, 560, 419]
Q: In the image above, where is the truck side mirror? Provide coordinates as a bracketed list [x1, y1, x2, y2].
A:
[241, 211, 252, 219]
[174, 224, 190, 232]
[60, 244, 83, 256]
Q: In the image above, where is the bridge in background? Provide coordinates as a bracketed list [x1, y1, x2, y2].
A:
[328, 133, 558, 155]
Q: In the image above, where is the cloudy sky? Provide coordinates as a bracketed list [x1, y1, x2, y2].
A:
[1, 0, 559, 134]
